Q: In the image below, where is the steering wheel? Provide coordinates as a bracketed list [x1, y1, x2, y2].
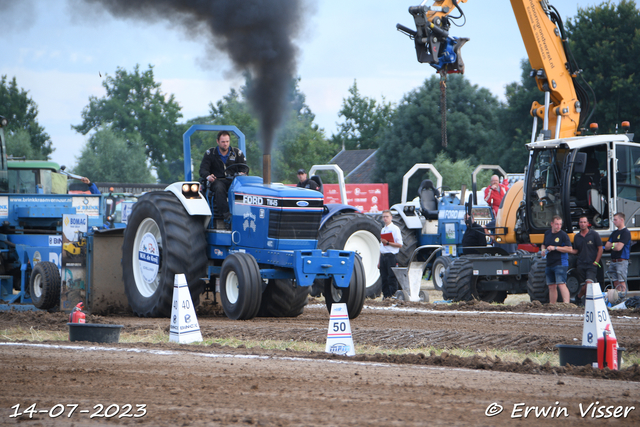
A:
[225, 163, 250, 178]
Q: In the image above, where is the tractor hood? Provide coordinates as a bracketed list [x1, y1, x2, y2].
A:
[229, 176, 324, 251]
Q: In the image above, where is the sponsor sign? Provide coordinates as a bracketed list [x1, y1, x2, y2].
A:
[323, 184, 389, 213]
[72, 196, 100, 216]
[138, 233, 160, 284]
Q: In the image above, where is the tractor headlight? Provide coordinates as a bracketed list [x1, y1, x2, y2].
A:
[181, 182, 202, 199]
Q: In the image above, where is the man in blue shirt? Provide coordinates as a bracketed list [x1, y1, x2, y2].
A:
[541, 215, 573, 304]
[605, 212, 632, 293]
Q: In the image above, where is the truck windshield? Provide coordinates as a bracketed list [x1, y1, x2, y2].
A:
[528, 148, 569, 229]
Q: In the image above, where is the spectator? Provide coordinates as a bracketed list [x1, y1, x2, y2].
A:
[461, 214, 487, 254]
[80, 177, 100, 195]
[379, 210, 403, 299]
[604, 212, 631, 293]
[484, 175, 508, 216]
[572, 215, 603, 300]
[541, 215, 573, 304]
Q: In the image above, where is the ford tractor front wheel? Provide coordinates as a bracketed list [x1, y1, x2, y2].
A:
[220, 252, 262, 320]
[324, 254, 366, 319]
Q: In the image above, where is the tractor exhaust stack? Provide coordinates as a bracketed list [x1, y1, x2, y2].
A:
[263, 154, 271, 185]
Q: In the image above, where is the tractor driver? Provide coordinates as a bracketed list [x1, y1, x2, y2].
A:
[199, 131, 246, 225]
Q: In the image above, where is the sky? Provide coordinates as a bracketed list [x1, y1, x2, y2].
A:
[1, 0, 616, 169]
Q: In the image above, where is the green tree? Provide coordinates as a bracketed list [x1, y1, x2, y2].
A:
[73, 128, 155, 183]
[428, 153, 492, 193]
[332, 80, 393, 150]
[374, 74, 502, 204]
[496, 59, 543, 173]
[0, 75, 53, 158]
[6, 129, 47, 160]
[566, 0, 640, 133]
[72, 65, 183, 183]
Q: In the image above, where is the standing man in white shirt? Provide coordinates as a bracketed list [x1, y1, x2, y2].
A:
[379, 210, 403, 299]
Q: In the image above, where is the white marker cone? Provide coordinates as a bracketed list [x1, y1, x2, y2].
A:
[325, 303, 355, 356]
[582, 282, 617, 347]
[169, 274, 203, 344]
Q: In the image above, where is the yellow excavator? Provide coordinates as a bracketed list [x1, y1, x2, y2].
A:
[399, 0, 638, 302]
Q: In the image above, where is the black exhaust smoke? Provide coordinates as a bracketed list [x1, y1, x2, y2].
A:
[74, 0, 306, 183]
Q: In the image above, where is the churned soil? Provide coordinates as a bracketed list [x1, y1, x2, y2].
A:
[1, 299, 639, 425]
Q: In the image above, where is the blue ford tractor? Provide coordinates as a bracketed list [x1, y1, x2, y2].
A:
[121, 125, 366, 320]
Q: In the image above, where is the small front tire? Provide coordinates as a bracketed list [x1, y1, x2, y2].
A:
[29, 262, 61, 310]
[324, 254, 366, 319]
[220, 253, 262, 320]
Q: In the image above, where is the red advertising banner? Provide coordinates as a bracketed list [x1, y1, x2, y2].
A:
[323, 184, 389, 213]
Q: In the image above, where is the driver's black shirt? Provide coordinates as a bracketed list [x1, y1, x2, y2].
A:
[199, 146, 246, 180]
[296, 179, 319, 191]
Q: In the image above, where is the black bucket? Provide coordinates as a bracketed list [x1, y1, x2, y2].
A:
[68, 323, 124, 343]
[556, 344, 625, 368]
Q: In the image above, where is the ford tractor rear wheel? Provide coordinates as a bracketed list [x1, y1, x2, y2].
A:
[220, 252, 262, 320]
[324, 254, 366, 319]
[122, 192, 207, 317]
[258, 279, 309, 317]
[29, 261, 61, 310]
[317, 212, 382, 299]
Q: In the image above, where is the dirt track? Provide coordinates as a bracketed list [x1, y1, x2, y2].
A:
[1, 299, 639, 425]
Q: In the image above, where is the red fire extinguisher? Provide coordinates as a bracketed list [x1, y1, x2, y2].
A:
[597, 329, 618, 370]
[69, 302, 86, 324]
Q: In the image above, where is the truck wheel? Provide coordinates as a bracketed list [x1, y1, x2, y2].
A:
[527, 258, 549, 303]
[317, 212, 382, 299]
[29, 261, 60, 309]
[566, 269, 580, 303]
[122, 192, 207, 317]
[220, 252, 262, 320]
[431, 256, 452, 291]
[443, 257, 506, 303]
[442, 257, 474, 301]
[324, 254, 366, 319]
[258, 279, 309, 317]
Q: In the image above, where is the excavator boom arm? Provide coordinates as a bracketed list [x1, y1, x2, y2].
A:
[510, 0, 581, 139]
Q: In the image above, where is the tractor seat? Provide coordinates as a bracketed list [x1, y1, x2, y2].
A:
[309, 175, 323, 194]
[418, 179, 440, 220]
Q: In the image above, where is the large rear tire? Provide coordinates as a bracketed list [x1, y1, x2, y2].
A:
[122, 192, 207, 317]
[316, 212, 382, 299]
[258, 279, 309, 317]
[324, 254, 366, 319]
[29, 261, 61, 310]
[527, 258, 549, 303]
[220, 253, 262, 320]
